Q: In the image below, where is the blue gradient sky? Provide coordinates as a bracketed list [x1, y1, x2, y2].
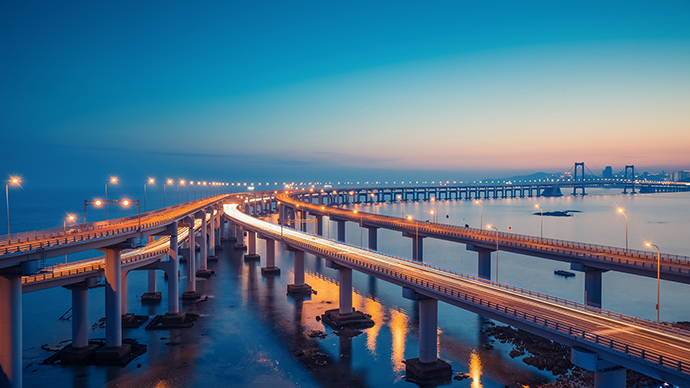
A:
[2, 1, 689, 186]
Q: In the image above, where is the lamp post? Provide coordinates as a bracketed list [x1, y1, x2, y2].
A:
[122, 199, 141, 231]
[645, 242, 661, 323]
[618, 208, 628, 252]
[535, 204, 544, 239]
[165, 179, 173, 207]
[488, 224, 500, 281]
[397, 195, 403, 218]
[354, 210, 363, 246]
[175, 180, 180, 204]
[83, 199, 103, 223]
[475, 200, 483, 228]
[407, 215, 419, 259]
[105, 177, 117, 220]
[180, 180, 187, 202]
[144, 178, 154, 212]
[63, 214, 76, 232]
[5, 177, 20, 237]
[430, 210, 437, 223]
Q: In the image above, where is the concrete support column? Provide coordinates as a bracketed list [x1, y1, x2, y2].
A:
[338, 267, 353, 314]
[315, 215, 323, 236]
[147, 270, 157, 293]
[245, 231, 260, 260]
[418, 298, 438, 363]
[294, 250, 305, 285]
[571, 347, 626, 388]
[187, 218, 197, 292]
[301, 211, 307, 232]
[103, 248, 123, 348]
[337, 220, 346, 242]
[234, 225, 246, 250]
[199, 215, 208, 271]
[0, 275, 22, 388]
[412, 236, 424, 261]
[209, 209, 216, 255]
[168, 231, 180, 312]
[261, 237, 280, 276]
[595, 368, 626, 388]
[71, 286, 89, 348]
[367, 227, 378, 250]
[584, 268, 604, 308]
[120, 270, 129, 314]
[477, 249, 492, 280]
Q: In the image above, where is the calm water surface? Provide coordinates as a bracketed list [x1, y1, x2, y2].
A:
[15, 187, 690, 387]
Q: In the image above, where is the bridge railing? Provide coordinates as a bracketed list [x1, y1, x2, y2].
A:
[292, 195, 690, 265]
[269, 229, 690, 376]
[1, 196, 227, 256]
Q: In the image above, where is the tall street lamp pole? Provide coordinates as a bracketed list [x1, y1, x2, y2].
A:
[165, 179, 173, 207]
[535, 204, 544, 239]
[488, 224, 500, 281]
[144, 178, 154, 212]
[618, 208, 628, 252]
[105, 177, 117, 220]
[645, 242, 661, 323]
[475, 200, 483, 229]
[6, 177, 20, 237]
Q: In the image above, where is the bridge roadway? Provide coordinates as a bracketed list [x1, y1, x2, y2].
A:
[0, 194, 231, 272]
[225, 203, 690, 387]
[275, 191, 690, 285]
[20, 218, 200, 293]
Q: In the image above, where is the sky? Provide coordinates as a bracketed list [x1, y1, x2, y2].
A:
[2, 0, 689, 187]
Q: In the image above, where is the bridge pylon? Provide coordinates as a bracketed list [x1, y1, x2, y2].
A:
[623, 165, 635, 194]
[572, 162, 586, 196]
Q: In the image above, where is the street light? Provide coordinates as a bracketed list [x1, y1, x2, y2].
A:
[105, 177, 117, 220]
[121, 199, 141, 230]
[645, 242, 661, 323]
[430, 210, 437, 223]
[397, 195, 403, 217]
[180, 180, 188, 202]
[165, 179, 173, 207]
[354, 210, 363, 246]
[63, 214, 76, 232]
[144, 178, 155, 212]
[83, 199, 103, 223]
[618, 208, 628, 252]
[5, 177, 20, 237]
[535, 204, 544, 239]
[488, 224, 500, 281]
[475, 200, 483, 228]
[407, 215, 419, 260]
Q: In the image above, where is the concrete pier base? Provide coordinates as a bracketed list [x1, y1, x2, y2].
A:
[261, 266, 281, 276]
[141, 292, 162, 303]
[321, 308, 374, 330]
[94, 343, 132, 363]
[196, 269, 214, 278]
[181, 290, 201, 300]
[404, 358, 452, 382]
[60, 344, 100, 363]
[287, 283, 313, 297]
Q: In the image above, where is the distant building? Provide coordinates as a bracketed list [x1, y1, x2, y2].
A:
[602, 166, 613, 179]
[672, 170, 690, 182]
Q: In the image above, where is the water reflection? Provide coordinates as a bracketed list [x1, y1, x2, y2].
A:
[389, 309, 408, 374]
[470, 350, 483, 388]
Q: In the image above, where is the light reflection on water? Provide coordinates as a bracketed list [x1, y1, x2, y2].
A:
[470, 350, 483, 388]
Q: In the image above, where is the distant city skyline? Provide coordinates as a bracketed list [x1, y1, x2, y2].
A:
[2, 1, 689, 186]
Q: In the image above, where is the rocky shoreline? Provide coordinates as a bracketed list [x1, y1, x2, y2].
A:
[483, 324, 664, 388]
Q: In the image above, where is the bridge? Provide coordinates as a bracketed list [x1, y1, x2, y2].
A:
[1, 179, 688, 388]
[0, 195, 234, 388]
[224, 203, 690, 387]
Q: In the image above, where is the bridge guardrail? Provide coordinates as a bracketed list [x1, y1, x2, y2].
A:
[290, 194, 690, 266]
[280, 233, 690, 376]
[1, 195, 227, 256]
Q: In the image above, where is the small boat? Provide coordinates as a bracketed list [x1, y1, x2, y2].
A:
[554, 270, 575, 277]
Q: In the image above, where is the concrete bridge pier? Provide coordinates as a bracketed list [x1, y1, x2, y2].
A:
[287, 248, 312, 296]
[0, 274, 22, 388]
[367, 227, 378, 250]
[403, 231, 425, 261]
[95, 247, 131, 362]
[166, 230, 180, 312]
[197, 212, 213, 278]
[336, 219, 346, 242]
[315, 215, 323, 236]
[571, 263, 606, 308]
[260, 237, 280, 276]
[141, 269, 161, 303]
[244, 231, 260, 260]
[61, 278, 99, 363]
[182, 216, 201, 300]
[571, 347, 626, 388]
[208, 209, 217, 259]
[321, 261, 374, 328]
[402, 287, 452, 382]
[466, 244, 494, 280]
[234, 225, 247, 250]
